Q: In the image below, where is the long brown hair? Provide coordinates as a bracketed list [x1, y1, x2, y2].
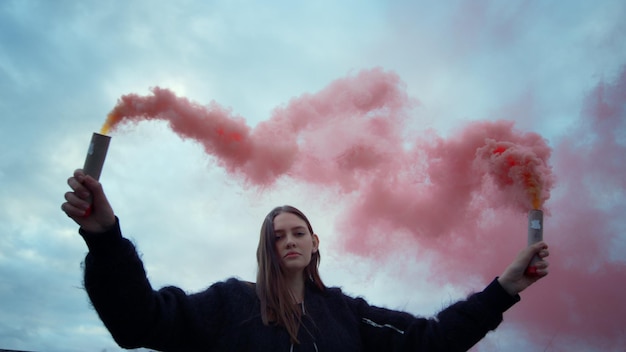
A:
[256, 205, 325, 344]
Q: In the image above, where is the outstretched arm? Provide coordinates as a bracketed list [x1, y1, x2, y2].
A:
[354, 243, 550, 352]
[61, 169, 221, 350]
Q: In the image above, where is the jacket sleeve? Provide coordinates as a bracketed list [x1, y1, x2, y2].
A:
[348, 279, 520, 352]
[79, 217, 224, 351]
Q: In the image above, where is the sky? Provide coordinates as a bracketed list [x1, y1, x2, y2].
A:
[0, 1, 625, 351]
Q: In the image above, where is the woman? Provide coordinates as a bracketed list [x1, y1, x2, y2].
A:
[62, 169, 550, 352]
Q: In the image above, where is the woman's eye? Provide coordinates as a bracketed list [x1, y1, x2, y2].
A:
[296, 232, 306, 236]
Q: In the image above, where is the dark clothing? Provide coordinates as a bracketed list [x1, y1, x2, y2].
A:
[80, 218, 520, 352]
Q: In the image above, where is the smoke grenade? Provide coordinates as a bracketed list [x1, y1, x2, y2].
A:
[82, 132, 111, 216]
[526, 209, 543, 275]
[83, 133, 111, 180]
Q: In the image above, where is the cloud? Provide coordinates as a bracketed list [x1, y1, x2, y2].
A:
[0, 1, 625, 351]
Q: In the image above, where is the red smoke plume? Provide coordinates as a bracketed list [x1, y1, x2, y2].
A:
[511, 67, 626, 350]
[102, 67, 625, 349]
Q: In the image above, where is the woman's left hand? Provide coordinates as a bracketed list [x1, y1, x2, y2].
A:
[497, 241, 550, 296]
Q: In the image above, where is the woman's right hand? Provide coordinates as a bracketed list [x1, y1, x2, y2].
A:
[62, 169, 116, 233]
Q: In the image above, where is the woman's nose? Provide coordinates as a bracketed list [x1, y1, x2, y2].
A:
[285, 233, 296, 248]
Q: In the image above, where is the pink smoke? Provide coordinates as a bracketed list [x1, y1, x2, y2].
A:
[103, 66, 625, 349]
[509, 67, 626, 350]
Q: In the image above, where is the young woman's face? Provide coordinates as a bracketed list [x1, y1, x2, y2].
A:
[273, 212, 319, 274]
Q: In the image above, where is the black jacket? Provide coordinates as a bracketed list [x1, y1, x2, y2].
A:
[80, 218, 519, 351]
